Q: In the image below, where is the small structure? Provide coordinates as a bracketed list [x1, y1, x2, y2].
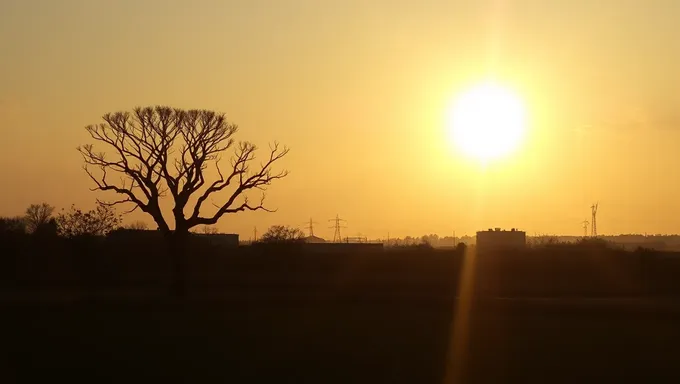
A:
[476, 228, 526, 253]
[193, 233, 239, 247]
[304, 235, 327, 243]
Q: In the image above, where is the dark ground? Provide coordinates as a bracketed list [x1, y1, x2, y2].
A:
[4, 297, 680, 383]
[3, 242, 680, 383]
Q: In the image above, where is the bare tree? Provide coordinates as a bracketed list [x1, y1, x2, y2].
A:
[56, 204, 122, 237]
[77, 106, 289, 295]
[124, 220, 148, 230]
[24, 203, 55, 233]
[198, 225, 219, 235]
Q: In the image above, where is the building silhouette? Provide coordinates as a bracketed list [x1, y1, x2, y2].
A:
[476, 228, 526, 253]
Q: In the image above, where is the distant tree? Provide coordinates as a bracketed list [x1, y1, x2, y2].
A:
[124, 220, 148, 230]
[33, 218, 58, 238]
[77, 106, 289, 296]
[421, 234, 439, 247]
[0, 216, 27, 235]
[198, 225, 219, 235]
[260, 225, 304, 244]
[56, 204, 122, 237]
[24, 203, 55, 233]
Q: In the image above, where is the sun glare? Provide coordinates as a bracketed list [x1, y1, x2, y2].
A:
[446, 81, 527, 163]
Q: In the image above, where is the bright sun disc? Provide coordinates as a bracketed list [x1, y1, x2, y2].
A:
[447, 81, 527, 163]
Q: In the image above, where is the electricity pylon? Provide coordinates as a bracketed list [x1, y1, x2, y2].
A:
[581, 220, 589, 237]
[591, 203, 599, 237]
[328, 215, 347, 243]
[302, 217, 319, 237]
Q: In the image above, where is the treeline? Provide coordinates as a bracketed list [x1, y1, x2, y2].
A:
[0, 231, 461, 300]
[3, 225, 680, 299]
[530, 235, 680, 251]
[389, 234, 680, 251]
[0, 202, 125, 238]
[476, 241, 680, 297]
[384, 234, 474, 247]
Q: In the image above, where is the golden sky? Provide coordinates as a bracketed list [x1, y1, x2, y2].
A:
[1, 0, 679, 239]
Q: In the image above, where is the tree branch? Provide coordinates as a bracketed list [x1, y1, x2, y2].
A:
[189, 143, 288, 226]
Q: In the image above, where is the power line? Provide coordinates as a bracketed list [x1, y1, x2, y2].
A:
[328, 214, 347, 243]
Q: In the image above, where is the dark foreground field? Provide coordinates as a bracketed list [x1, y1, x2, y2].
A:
[3, 241, 680, 383]
[4, 297, 680, 383]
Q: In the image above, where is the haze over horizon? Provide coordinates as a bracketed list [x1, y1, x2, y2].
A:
[2, 0, 679, 239]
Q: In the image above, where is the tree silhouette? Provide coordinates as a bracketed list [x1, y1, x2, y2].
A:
[260, 225, 305, 244]
[33, 218, 58, 238]
[0, 216, 27, 235]
[77, 106, 289, 296]
[56, 204, 122, 237]
[198, 225, 219, 235]
[24, 203, 55, 233]
[124, 220, 148, 230]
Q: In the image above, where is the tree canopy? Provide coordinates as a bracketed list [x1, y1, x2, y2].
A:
[260, 225, 305, 244]
[78, 106, 289, 236]
[25, 203, 55, 233]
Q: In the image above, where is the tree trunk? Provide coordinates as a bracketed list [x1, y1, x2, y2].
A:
[167, 230, 189, 298]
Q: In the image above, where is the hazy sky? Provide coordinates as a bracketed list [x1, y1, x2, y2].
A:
[1, 0, 679, 239]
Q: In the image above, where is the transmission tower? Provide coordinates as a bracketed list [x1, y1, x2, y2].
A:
[302, 218, 319, 237]
[590, 203, 599, 237]
[328, 214, 347, 243]
[253, 226, 258, 242]
[581, 220, 589, 237]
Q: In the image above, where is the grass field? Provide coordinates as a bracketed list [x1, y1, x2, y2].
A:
[4, 244, 680, 383]
[4, 297, 680, 383]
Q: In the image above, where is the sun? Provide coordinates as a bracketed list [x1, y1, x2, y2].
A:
[446, 81, 527, 163]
